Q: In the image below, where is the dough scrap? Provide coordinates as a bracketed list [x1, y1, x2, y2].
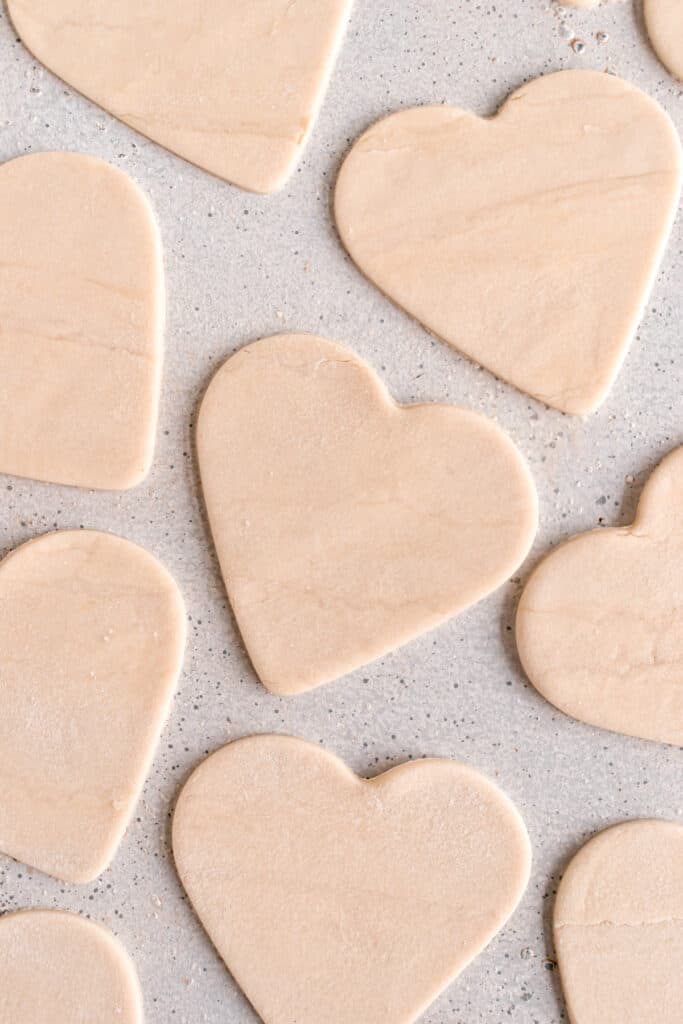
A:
[7, 0, 353, 193]
[554, 820, 683, 1024]
[516, 446, 683, 746]
[173, 734, 531, 1024]
[0, 151, 163, 490]
[0, 530, 185, 883]
[335, 70, 682, 415]
[198, 332, 537, 695]
[644, 0, 683, 80]
[0, 910, 143, 1024]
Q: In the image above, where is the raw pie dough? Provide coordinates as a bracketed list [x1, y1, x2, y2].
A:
[0, 530, 185, 883]
[335, 70, 682, 415]
[644, 0, 683, 80]
[516, 447, 683, 746]
[0, 910, 143, 1023]
[173, 734, 531, 1024]
[198, 333, 537, 694]
[7, 0, 354, 193]
[554, 819, 683, 1024]
[0, 151, 163, 490]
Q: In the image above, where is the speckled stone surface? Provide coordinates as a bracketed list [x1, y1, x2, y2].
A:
[0, 2, 680, 1022]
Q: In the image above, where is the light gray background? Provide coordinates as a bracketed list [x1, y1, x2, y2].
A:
[0, 2, 681, 1021]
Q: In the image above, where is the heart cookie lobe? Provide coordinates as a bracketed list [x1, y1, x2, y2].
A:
[7, 0, 354, 193]
[554, 820, 683, 1024]
[644, 0, 683, 81]
[516, 446, 683, 746]
[0, 151, 163, 490]
[0, 530, 186, 883]
[0, 910, 143, 1023]
[197, 333, 537, 694]
[335, 70, 682, 415]
[173, 734, 531, 1024]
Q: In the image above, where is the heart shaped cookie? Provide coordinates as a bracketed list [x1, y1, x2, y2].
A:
[198, 332, 537, 694]
[0, 530, 185, 883]
[0, 151, 163, 490]
[173, 734, 531, 1024]
[0, 910, 143, 1023]
[335, 70, 682, 415]
[645, 0, 683, 80]
[7, 0, 353, 193]
[554, 820, 683, 1024]
[516, 446, 683, 746]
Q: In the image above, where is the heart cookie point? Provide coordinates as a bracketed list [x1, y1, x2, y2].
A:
[197, 332, 537, 694]
[516, 446, 683, 746]
[0, 151, 163, 490]
[0, 910, 143, 1023]
[7, 0, 353, 193]
[335, 70, 682, 414]
[0, 530, 186, 883]
[173, 734, 531, 1024]
[554, 820, 683, 1024]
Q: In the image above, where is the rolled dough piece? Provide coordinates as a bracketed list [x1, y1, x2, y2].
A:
[554, 820, 683, 1024]
[644, 0, 683, 80]
[0, 530, 185, 883]
[516, 446, 683, 746]
[7, 0, 353, 193]
[198, 332, 538, 695]
[173, 734, 531, 1024]
[335, 70, 682, 415]
[0, 151, 163, 490]
[0, 910, 143, 1024]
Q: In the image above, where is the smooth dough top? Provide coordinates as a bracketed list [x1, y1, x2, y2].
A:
[335, 70, 682, 415]
[7, 0, 354, 193]
[0, 910, 143, 1023]
[198, 332, 537, 694]
[0, 151, 163, 490]
[644, 0, 683, 80]
[516, 446, 683, 747]
[554, 820, 683, 1024]
[173, 734, 531, 1024]
[0, 530, 185, 883]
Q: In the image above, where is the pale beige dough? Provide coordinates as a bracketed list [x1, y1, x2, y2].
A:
[554, 820, 683, 1024]
[644, 0, 683, 80]
[0, 151, 163, 490]
[516, 446, 683, 746]
[0, 910, 143, 1023]
[7, 0, 353, 193]
[173, 734, 531, 1024]
[335, 70, 682, 415]
[0, 530, 185, 883]
[198, 332, 538, 695]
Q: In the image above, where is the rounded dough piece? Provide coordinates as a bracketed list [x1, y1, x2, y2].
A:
[554, 820, 683, 1024]
[197, 332, 538, 694]
[516, 446, 683, 746]
[6, 0, 354, 194]
[0, 910, 143, 1023]
[0, 151, 163, 490]
[644, 0, 683, 80]
[0, 530, 186, 883]
[173, 734, 531, 1024]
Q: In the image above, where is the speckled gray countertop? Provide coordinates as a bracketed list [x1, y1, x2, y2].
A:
[0, 2, 681, 1022]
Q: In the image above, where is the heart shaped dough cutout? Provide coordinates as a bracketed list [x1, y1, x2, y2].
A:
[0, 151, 163, 490]
[0, 910, 143, 1023]
[7, 0, 353, 193]
[335, 70, 682, 415]
[197, 332, 537, 694]
[516, 446, 683, 746]
[173, 734, 531, 1024]
[644, 0, 683, 81]
[554, 819, 683, 1024]
[0, 530, 185, 883]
